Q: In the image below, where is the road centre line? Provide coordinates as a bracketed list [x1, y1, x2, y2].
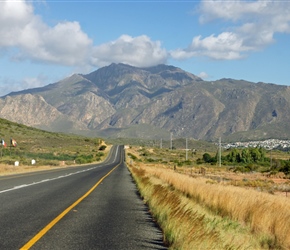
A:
[20, 161, 121, 250]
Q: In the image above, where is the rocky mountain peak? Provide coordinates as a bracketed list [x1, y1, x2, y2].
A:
[1, 63, 290, 141]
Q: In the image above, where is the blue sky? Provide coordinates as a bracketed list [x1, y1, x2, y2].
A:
[1, 0, 290, 96]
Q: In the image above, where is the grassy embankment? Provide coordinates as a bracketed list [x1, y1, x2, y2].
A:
[126, 146, 290, 250]
[0, 118, 109, 175]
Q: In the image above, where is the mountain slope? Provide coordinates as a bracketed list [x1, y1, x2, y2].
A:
[1, 63, 290, 141]
[0, 94, 64, 126]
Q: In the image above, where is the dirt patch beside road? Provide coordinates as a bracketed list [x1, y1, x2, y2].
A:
[0, 164, 66, 176]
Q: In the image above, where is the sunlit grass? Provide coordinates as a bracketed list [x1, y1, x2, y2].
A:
[129, 165, 268, 249]
[127, 146, 290, 249]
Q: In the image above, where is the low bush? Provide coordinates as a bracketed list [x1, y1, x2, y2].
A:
[75, 154, 94, 164]
[96, 152, 104, 157]
[99, 145, 107, 151]
[127, 153, 138, 160]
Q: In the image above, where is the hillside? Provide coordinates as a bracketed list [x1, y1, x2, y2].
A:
[0, 117, 103, 168]
[1, 63, 290, 142]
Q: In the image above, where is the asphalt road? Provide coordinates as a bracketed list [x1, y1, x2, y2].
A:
[0, 145, 167, 250]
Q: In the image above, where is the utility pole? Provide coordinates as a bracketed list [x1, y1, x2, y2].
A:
[218, 137, 221, 167]
[170, 132, 173, 150]
[270, 148, 272, 168]
[160, 138, 162, 149]
[185, 137, 188, 161]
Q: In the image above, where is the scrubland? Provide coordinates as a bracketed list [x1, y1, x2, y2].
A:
[0, 144, 111, 176]
[127, 146, 290, 250]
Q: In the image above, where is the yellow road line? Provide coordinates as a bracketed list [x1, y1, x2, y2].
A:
[20, 163, 121, 250]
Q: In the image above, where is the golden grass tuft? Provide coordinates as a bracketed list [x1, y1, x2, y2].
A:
[128, 163, 269, 249]
[141, 166, 290, 249]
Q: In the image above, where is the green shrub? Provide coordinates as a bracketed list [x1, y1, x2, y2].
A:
[75, 154, 94, 164]
[99, 145, 107, 151]
[128, 153, 138, 160]
[96, 152, 104, 157]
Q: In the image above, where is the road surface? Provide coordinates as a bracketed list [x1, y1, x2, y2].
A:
[0, 145, 167, 249]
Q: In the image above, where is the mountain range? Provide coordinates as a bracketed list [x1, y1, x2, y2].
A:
[1, 63, 290, 142]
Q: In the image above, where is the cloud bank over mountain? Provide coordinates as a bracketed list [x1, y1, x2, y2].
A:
[1, 0, 290, 68]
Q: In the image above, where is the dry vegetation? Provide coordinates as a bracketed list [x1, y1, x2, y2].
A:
[0, 144, 112, 176]
[0, 118, 111, 173]
[1, 115, 289, 249]
[126, 145, 290, 250]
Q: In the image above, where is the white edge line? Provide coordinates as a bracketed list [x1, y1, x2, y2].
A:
[0, 146, 121, 195]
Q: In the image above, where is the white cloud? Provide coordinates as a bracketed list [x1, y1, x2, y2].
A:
[171, 32, 250, 60]
[17, 21, 93, 65]
[198, 72, 209, 79]
[22, 75, 49, 90]
[3, 0, 288, 69]
[172, 0, 290, 61]
[0, 74, 49, 96]
[91, 35, 168, 67]
[0, 1, 168, 68]
[0, 0, 92, 66]
[0, 0, 33, 47]
[198, 0, 270, 23]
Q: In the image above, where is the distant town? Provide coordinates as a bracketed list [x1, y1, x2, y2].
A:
[222, 139, 290, 150]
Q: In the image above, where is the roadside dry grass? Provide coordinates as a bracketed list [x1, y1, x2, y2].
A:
[129, 165, 265, 249]
[0, 164, 60, 176]
[127, 146, 290, 250]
